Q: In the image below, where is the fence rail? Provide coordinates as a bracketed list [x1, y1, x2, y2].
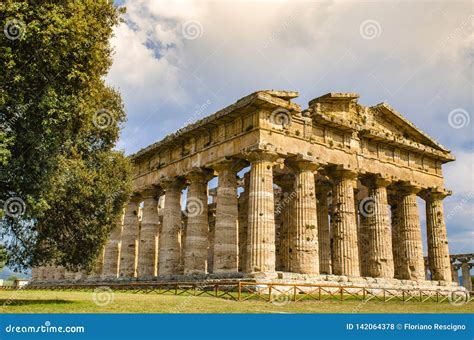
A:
[16, 281, 472, 304]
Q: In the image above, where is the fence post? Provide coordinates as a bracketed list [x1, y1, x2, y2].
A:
[238, 282, 241, 301]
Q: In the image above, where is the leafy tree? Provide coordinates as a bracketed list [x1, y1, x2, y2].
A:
[6, 275, 18, 282]
[0, 1, 131, 272]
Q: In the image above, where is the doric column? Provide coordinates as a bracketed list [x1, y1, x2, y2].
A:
[388, 194, 402, 279]
[119, 195, 141, 278]
[286, 155, 319, 274]
[238, 172, 250, 272]
[360, 176, 394, 278]
[420, 188, 452, 282]
[328, 169, 360, 277]
[137, 188, 161, 278]
[274, 186, 282, 271]
[461, 261, 472, 291]
[451, 261, 459, 283]
[245, 149, 279, 274]
[275, 174, 295, 272]
[212, 160, 241, 273]
[102, 210, 124, 278]
[158, 177, 184, 275]
[316, 184, 332, 274]
[396, 184, 424, 281]
[53, 266, 66, 280]
[183, 168, 212, 275]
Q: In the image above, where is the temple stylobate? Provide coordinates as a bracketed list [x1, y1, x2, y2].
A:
[33, 90, 462, 290]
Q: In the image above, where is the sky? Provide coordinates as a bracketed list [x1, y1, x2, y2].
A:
[107, 0, 473, 255]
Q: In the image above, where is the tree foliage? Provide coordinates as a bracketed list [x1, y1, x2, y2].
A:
[0, 0, 131, 271]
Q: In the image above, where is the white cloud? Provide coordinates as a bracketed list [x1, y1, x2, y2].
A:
[107, 0, 473, 252]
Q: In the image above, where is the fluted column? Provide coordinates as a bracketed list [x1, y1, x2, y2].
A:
[461, 261, 472, 291]
[274, 186, 282, 271]
[158, 178, 184, 275]
[397, 184, 424, 281]
[328, 169, 360, 277]
[358, 199, 370, 277]
[389, 194, 402, 279]
[275, 174, 295, 272]
[102, 210, 124, 278]
[316, 184, 331, 274]
[137, 189, 161, 277]
[119, 196, 141, 278]
[451, 262, 459, 283]
[238, 172, 250, 272]
[213, 160, 242, 273]
[360, 176, 394, 278]
[246, 150, 278, 274]
[286, 155, 319, 274]
[420, 188, 452, 281]
[184, 169, 212, 274]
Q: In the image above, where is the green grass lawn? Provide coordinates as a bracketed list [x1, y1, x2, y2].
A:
[0, 290, 472, 313]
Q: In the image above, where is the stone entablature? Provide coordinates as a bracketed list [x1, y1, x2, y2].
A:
[131, 91, 453, 194]
[33, 91, 460, 289]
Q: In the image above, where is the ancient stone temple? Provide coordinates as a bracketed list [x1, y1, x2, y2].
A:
[33, 90, 463, 290]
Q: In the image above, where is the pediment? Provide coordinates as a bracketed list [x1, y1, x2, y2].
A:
[369, 103, 449, 152]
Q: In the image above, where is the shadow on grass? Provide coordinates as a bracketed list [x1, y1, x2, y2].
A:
[0, 299, 73, 306]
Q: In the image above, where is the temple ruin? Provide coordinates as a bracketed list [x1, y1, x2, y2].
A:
[32, 90, 469, 291]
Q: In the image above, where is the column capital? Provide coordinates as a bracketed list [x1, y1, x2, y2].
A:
[394, 181, 422, 195]
[242, 143, 280, 163]
[419, 187, 452, 201]
[185, 167, 214, 183]
[274, 173, 295, 191]
[327, 167, 359, 180]
[315, 181, 332, 196]
[129, 193, 142, 203]
[159, 176, 186, 190]
[285, 153, 320, 172]
[211, 158, 247, 173]
[140, 185, 163, 199]
[360, 174, 392, 189]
